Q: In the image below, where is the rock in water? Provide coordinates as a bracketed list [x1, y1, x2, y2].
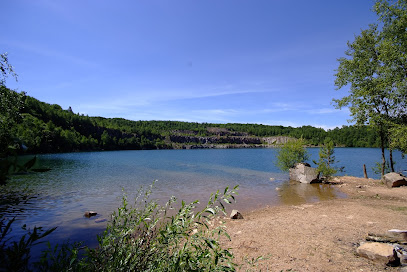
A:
[356, 242, 399, 266]
[382, 172, 407, 188]
[230, 210, 244, 219]
[84, 211, 97, 218]
[289, 163, 319, 184]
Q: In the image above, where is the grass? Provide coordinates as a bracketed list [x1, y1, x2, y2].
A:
[386, 205, 407, 214]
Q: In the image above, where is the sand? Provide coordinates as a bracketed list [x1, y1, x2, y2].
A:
[224, 176, 407, 271]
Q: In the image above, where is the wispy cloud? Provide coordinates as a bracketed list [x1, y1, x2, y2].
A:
[1, 40, 97, 68]
[305, 108, 337, 114]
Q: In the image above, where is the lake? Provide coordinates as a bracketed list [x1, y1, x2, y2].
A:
[4, 148, 407, 251]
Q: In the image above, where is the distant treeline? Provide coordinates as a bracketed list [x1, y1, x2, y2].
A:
[6, 88, 381, 154]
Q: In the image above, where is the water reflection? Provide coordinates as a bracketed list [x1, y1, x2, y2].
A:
[277, 180, 346, 206]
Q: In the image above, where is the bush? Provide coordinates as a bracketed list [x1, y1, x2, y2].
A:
[276, 138, 309, 172]
[37, 184, 240, 271]
[315, 139, 342, 181]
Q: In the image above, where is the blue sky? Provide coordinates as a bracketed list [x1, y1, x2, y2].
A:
[2, 0, 378, 129]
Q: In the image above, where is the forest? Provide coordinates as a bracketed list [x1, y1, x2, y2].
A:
[2, 86, 383, 155]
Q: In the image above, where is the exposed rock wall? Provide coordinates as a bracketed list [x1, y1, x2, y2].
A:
[169, 135, 293, 148]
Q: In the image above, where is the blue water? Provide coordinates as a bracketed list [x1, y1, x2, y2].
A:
[3, 148, 406, 251]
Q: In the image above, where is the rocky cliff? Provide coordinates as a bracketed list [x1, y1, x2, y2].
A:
[167, 135, 293, 149]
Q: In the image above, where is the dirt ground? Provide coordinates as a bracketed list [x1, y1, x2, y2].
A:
[224, 176, 407, 272]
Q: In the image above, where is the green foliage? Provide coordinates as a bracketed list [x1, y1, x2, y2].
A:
[372, 160, 392, 175]
[276, 138, 309, 172]
[0, 156, 37, 185]
[390, 124, 407, 155]
[0, 52, 17, 86]
[0, 187, 57, 271]
[35, 241, 82, 272]
[0, 221, 57, 271]
[0, 82, 387, 155]
[81, 184, 239, 271]
[0, 86, 26, 157]
[333, 0, 407, 176]
[33, 185, 239, 271]
[315, 139, 342, 181]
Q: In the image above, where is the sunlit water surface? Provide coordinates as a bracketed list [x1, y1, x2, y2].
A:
[4, 148, 406, 255]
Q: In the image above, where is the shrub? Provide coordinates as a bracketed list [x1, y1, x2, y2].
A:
[315, 139, 342, 181]
[37, 184, 240, 271]
[276, 138, 309, 172]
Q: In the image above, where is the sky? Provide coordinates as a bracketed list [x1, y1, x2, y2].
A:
[1, 0, 379, 130]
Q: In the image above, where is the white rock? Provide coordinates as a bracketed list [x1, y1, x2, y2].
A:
[289, 163, 319, 184]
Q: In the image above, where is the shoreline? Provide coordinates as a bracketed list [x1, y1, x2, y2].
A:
[224, 176, 407, 271]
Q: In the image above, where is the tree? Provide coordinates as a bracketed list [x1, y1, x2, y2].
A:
[0, 52, 22, 157]
[334, 0, 407, 176]
[276, 138, 309, 172]
[0, 53, 17, 86]
[375, 0, 407, 160]
[315, 138, 342, 181]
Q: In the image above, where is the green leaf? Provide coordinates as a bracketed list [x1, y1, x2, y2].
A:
[205, 208, 215, 215]
[23, 156, 37, 171]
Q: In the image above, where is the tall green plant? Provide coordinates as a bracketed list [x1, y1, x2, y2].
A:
[41, 184, 240, 271]
[1, 186, 57, 272]
[315, 139, 342, 181]
[276, 138, 309, 172]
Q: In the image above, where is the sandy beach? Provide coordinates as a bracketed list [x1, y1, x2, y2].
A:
[224, 176, 407, 271]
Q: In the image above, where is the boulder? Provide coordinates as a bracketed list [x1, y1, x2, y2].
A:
[230, 210, 244, 219]
[84, 211, 97, 218]
[356, 242, 399, 266]
[289, 163, 320, 184]
[382, 172, 407, 188]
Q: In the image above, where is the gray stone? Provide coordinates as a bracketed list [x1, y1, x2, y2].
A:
[388, 229, 407, 243]
[356, 242, 399, 265]
[230, 210, 244, 219]
[382, 172, 407, 188]
[289, 163, 320, 184]
[394, 244, 407, 266]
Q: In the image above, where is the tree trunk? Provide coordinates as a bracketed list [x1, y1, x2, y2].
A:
[389, 148, 395, 172]
[380, 131, 386, 177]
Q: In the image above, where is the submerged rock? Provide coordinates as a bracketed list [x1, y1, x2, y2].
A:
[84, 211, 97, 218]
[289, 163, 320, 184]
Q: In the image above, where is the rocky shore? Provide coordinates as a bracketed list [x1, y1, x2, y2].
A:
[224, 176, 407, 271]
